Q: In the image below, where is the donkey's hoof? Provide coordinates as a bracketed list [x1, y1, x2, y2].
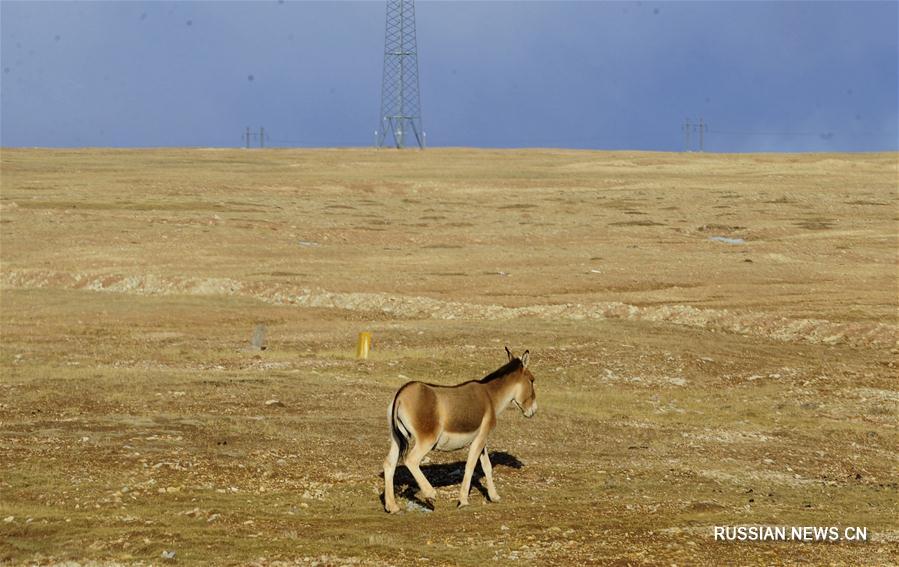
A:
[385, 502, 401, 514]
[457, 500, 469, 508]
[488, 493, 501, 503]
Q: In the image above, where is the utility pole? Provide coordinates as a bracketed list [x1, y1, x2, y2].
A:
[697, 118, 708, 152]
[683, 118, 692, 152]
[698, 118, 704, 152]
[241, 127, 265, 148]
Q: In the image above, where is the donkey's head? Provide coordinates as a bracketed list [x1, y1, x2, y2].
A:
[505, 347, 537, 418]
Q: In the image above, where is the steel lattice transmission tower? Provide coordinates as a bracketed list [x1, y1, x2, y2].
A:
[376, 0, 424, 149]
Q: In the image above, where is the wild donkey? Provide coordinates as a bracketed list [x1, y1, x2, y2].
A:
[383, 347, 537, 513]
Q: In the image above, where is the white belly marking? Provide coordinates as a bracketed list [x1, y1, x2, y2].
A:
[435, 430, 477, 452]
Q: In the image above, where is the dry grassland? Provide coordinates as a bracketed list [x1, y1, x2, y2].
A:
[0, 148, 897, 565]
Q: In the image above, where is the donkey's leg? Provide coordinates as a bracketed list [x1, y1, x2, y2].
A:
[404, 438, 438, 503]
[479, 447, 500, 502]
[383, 437, 401, 513]
[458, 432, 489, 508]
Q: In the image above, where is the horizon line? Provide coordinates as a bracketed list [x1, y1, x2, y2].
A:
[2, 145, 898, 156]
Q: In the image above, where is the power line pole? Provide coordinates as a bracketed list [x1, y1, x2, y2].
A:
[377, 0, 424, 149]
[240, 127, 266, 148]
[697, 117, 707, 152]
[683, 118, 692, 152]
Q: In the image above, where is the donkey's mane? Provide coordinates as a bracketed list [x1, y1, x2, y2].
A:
[423, 358, 522, 389]
[478, 359, 522, 383]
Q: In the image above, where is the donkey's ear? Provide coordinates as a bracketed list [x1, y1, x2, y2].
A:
[505, 346, 515, 361]
[520, 350, 530, 368]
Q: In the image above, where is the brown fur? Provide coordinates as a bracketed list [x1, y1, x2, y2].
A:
[383, 349, 537, 513]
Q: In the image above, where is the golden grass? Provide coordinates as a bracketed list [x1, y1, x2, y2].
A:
[1, 148, 897, 565]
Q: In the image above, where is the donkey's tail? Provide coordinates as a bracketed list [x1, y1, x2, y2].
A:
[388, 387, 410, 461]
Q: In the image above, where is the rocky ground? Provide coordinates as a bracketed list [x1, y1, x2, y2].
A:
[0, 148, 896, 565]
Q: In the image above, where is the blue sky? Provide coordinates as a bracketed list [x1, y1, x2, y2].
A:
[1, 1, 896, 151]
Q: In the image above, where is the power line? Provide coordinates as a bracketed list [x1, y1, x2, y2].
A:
[679, 118, 869, 151]
[709, 129, 827, 137]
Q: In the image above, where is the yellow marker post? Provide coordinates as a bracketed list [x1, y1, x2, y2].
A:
[356, 332, 372, 360]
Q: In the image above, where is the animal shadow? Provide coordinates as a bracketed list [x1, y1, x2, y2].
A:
[380, 451, 524, 509]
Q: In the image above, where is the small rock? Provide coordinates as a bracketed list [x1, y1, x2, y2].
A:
[3, 516, 13, 523]
[161, 550, 176, 560]
[405, 500, 432, 513]
[709, 236, 745, 245]
[265, 399, 285, 408]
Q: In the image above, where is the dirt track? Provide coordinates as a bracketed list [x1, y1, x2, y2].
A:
[1, 148, 897, 565]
